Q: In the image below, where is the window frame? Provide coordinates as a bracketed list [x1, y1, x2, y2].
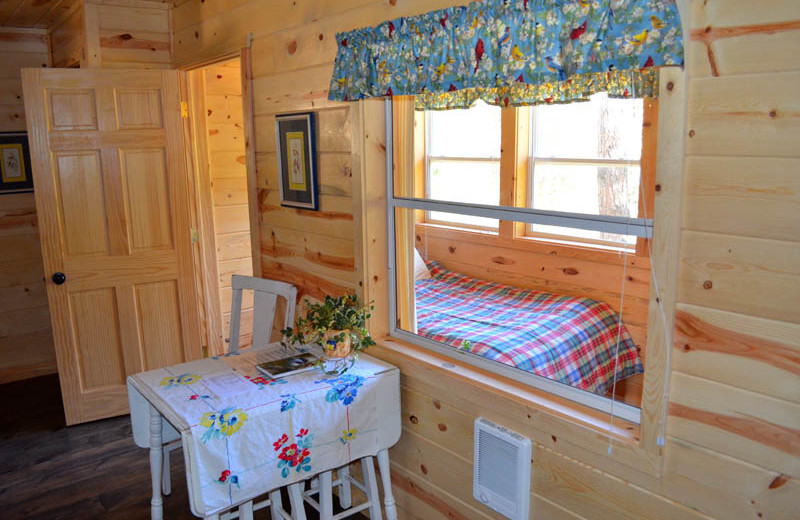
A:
[524, 97, 659, 255]
[423, 106, 502, 231]
[388, 99, 653, 424]
[352, 5, 687, 478]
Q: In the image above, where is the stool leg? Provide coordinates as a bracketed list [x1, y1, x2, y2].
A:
[319, 470, 334, 520]
[338, 465, 352, 509]
[240, 500, 254, 520]
[149, 406, 163, 520]
[288, 482, 307, 520]
[376, 449, 397, 520]
[361, 457, 382, 520]
[269, 489, 283, 520]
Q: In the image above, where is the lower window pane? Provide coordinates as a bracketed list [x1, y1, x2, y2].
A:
[531, 163, 641, 247]
[395, 208, 646, 410]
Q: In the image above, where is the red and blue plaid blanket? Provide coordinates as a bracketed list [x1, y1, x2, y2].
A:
[415, 261, 643, 395]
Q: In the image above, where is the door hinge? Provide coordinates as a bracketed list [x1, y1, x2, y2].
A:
[202, 345, 209, 358]
[180, 101, 189, 118]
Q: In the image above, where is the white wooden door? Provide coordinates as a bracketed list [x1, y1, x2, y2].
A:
[22, 68, 201, 425]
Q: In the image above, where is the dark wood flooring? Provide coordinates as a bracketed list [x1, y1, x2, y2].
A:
[0, 374, 366, 520]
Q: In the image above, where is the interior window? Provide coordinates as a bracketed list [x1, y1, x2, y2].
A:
[390, 97, 656, 423]
[529, 93, 645, 250]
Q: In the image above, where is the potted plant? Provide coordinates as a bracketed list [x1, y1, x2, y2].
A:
[281, 294, 375, 361]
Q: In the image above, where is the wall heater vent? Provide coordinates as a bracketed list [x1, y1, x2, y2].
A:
[473, 417, 531, 520]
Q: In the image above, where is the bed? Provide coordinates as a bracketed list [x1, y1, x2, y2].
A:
[414, 261, 644, 395]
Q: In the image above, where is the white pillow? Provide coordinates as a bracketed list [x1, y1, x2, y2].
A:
[413, 248, 432, 281]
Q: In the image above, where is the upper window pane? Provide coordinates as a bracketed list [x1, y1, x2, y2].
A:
[533, 93, 643, 161]
[428, 101, 501, 159]
[428, 159, 499, 228]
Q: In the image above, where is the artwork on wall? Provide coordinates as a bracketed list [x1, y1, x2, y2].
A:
[275, 112, 318, 211]
[0, 133, 33, 195]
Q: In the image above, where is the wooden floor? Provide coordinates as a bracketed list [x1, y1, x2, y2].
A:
[0, 374, 367, 520]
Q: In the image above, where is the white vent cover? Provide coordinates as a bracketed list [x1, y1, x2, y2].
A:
[473, 417, 531, 520]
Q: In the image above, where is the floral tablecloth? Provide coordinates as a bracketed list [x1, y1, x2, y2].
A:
[128, 347, 399, 516]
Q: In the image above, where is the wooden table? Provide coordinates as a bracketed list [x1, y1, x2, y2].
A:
[127, 345, 401, 520]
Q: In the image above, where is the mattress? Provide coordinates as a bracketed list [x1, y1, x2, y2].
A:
[414, 261, 644, 395]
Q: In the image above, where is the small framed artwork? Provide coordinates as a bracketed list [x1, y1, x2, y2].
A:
[0, 133, 33, 195]
[275, 112, 318, 211]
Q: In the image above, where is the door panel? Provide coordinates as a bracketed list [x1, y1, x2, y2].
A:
[54, 151, 109, 256]
[70, 288, 125, 389]
[23, 68, 201, 425]
[115, 88, 163, 129]
[122, 148, 173, 251]
[49, 89, 98, 130]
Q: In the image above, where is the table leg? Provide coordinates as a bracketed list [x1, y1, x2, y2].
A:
[319, 470, 333, 520]
[376, 449, 398, 520]
[149, 405, 164, 520]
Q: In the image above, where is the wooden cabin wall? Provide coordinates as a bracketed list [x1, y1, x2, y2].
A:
[0, 28, 56, 384]
[200, 60, 257, 347]
[170, 1, 800, 519]
[50, 0, 170, 69]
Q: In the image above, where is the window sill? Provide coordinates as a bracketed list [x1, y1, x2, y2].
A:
[370, 335, 665, 477]
[373, 335, 639, 440]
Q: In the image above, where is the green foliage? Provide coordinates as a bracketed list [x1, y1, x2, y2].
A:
[281, 294, 376, 353]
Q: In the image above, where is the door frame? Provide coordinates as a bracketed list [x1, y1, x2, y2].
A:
[179, 47, 260, 357]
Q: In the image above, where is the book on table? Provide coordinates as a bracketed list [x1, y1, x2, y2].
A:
[256, 352, 318, 378]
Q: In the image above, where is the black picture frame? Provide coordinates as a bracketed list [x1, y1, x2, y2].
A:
[275, 112, 318, 211]
[0, 133, 33, 195]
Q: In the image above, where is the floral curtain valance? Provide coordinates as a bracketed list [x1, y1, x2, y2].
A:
[328, 0, 683, 110]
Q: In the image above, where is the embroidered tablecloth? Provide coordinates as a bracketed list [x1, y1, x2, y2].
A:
[128, 347, 399, 516]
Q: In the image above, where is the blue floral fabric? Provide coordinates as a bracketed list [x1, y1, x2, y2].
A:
[328, 0, 683, 109]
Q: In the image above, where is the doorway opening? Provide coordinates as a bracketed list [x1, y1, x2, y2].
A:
[185, 56, 257, 356]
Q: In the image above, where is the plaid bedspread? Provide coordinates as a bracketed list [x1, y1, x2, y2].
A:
[415, 261, 643, 395]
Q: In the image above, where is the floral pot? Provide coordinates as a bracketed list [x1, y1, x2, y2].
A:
[322, 329, 352, 358]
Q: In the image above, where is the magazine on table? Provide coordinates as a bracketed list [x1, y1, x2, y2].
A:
[256, 352, 318, 379]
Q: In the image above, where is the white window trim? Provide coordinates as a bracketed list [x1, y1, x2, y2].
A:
[385, 100, 642, 424]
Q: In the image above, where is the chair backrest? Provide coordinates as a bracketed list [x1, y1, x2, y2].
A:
[228, 275, 297, 353]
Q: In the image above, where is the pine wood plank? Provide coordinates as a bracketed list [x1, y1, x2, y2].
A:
[691, 0, 800, 29]
[674, 304, 800, 403]
[686, 72, 800, 158]
[683, 156, 800, 241]
[213, 204, 250, 235]
[216, 231, 252, 261]
[668, 371, 800, 478]
[678, 230, 800, 324]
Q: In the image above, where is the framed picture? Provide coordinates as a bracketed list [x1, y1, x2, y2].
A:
[0, 133, 33, 195]
[275, 112, 318, 211]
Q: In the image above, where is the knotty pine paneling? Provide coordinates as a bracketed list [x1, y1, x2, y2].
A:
[0, 28, 54, 384]
[170, 1, 800, 519]
[202, 60, 254, 346]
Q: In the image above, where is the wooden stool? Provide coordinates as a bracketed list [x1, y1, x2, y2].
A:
[286, 450, 397, 520]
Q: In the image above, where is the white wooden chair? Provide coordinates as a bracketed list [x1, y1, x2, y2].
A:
[227, 274, 297, 354]
[162, 275, 299, 519]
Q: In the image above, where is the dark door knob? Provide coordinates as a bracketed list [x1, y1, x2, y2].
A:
[52, 272, 66, 285]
